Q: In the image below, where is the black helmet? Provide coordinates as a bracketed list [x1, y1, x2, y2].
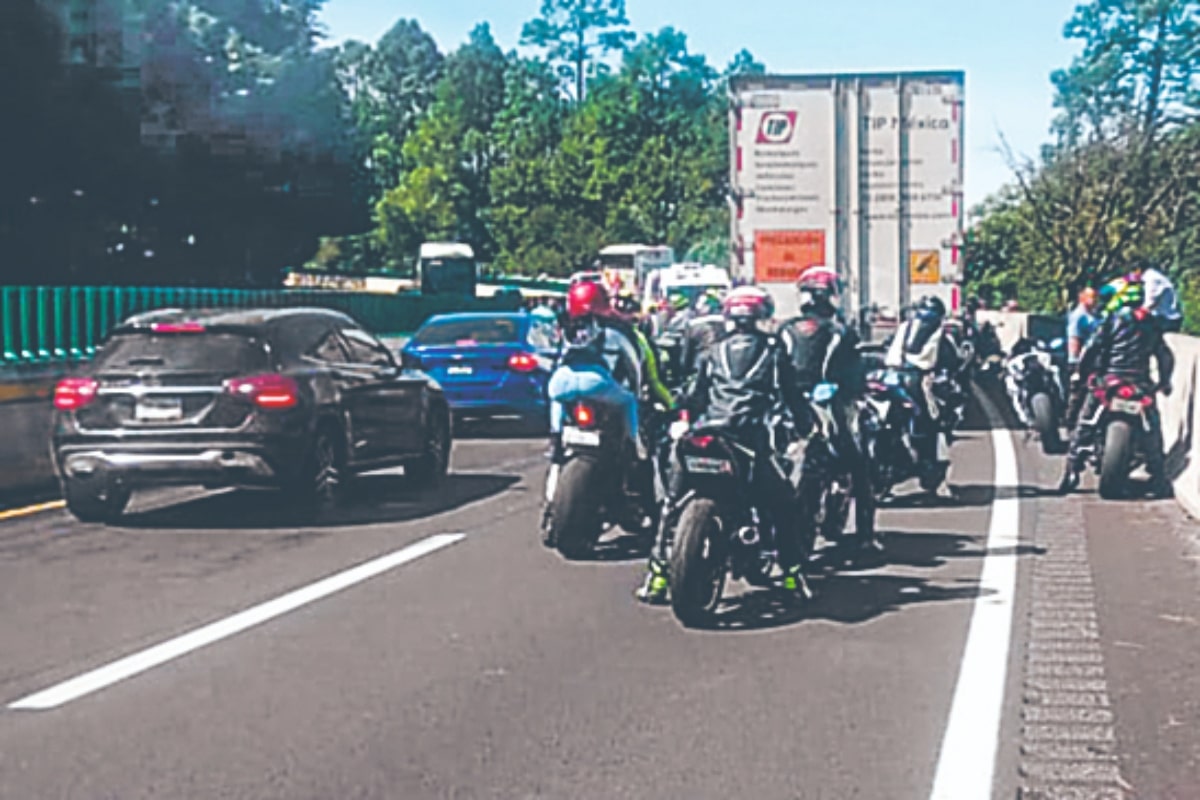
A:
[915, 295, 946, 324]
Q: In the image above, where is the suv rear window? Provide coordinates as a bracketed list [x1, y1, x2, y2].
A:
[413, 318, 522, 347]
[96, 332, 270, 373]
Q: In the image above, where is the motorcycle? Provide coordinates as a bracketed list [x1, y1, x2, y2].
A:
[792, 383, 863, 558]
[1004, 337, 1067, 454]
[663, 425, 788, 628]
[861, 368, 948, 497]
[1077, 375, 1160, 500]
[541, 398, 658, 559]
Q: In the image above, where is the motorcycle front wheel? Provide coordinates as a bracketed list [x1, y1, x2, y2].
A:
[669, 497, 727, 628]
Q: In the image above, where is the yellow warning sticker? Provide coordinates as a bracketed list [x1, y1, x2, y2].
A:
[910, 250, 941, 285]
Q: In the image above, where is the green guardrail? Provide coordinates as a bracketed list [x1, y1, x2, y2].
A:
[483, 276, 570, 293]
[0, 286, 522, 367]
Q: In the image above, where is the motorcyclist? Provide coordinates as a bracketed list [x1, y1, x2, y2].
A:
[884, 296, 962, 494]
[678, 291, 728, 379]
[548, 281, 646, 461]
[637, 286, 812, 604]
[778, 268, 879, 556]
[1059, 279, 1175, 497]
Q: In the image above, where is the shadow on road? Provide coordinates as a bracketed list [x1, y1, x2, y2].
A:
[117, 472, 522, 531]
[882, 482, 1054, 510]
[708, 525, 1040, 632]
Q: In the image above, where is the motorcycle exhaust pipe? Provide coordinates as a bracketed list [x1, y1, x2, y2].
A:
[737, 526, 760, 547]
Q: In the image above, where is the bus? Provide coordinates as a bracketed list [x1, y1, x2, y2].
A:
[419, 243, 477, 297]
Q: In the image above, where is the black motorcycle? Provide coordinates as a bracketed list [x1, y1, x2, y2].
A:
[792, 383, 860, 556]
[663, 425, 786, 628]
[861, 368, 947, 497]
[1004, 337, 1067, 454]
[541, 398, 657, 559]
[1077, 374, 1161, 500]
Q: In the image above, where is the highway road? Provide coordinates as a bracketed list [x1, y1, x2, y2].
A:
[0, 400, 1197, 799]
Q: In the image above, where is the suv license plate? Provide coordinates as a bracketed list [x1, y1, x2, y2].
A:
[136, 398, 184, 421]
[562, 427, 601, 447]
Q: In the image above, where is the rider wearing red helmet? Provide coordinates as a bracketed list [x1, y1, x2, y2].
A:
[638, 284, 812, 604]
[778, 268, 879, 558]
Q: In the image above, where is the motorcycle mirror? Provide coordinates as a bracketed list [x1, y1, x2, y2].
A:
[1049, 337, 1065, 351]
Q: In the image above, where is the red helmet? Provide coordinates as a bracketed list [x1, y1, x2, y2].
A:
[723, 285, 774, 323]
[567, 280, 613, 320]
[797, 267, 841, 314]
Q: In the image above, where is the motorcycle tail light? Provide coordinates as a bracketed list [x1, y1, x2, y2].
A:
[573, 403, 595, 428]
[1141, 395, 1154, 408]
[1117, 384, 1136, 400]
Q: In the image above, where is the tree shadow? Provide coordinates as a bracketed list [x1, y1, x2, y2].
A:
[117, 472, 522, 531]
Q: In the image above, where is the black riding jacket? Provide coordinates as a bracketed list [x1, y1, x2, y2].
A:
[684, 327, 806, 433]
[1078, 307, 1174, 387]
[778, 312, 865, 394]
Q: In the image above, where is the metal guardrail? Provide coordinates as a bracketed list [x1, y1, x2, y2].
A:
[0, 286, 522, 366]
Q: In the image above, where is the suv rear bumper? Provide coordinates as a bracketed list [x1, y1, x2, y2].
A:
[54, 437, 308, 490]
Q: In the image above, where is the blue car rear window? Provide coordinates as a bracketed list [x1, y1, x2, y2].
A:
[414, 319, 522, 346]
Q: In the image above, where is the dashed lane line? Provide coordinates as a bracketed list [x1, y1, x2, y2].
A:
[7, 533, 466, 711]
[929, 389, 1022, 800]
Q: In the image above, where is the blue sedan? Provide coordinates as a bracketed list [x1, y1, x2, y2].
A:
[401, 312, 560, 428]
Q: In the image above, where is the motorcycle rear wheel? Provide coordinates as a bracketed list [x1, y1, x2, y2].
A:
[669, 498, 726, 628]
[1031, 393, 1063, 455]
[551, 458, 604, 560]
[1098, 419, 1133, 500]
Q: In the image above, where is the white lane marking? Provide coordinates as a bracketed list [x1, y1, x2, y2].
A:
[929, 390, 1021, 800]
[9, 533, 465, 711]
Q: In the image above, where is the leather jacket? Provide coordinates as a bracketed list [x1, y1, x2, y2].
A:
[685, 328, 805, 433]
[778, 312, 865, 394]
[1078, 307, 1174, 387]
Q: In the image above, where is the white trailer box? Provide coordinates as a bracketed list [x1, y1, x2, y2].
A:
[730, 72, 965, 335]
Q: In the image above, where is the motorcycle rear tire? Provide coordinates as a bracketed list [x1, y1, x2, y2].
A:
[1099, 419, 1133, 500]
[669, 498, 726, 629]
[1031, 393, 1063, 454]
[551, 458, 604, 560]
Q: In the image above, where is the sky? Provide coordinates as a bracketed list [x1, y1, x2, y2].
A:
[318, 0, 1083, 209]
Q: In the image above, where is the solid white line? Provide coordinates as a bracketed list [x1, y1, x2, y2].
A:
[9, 533, 466, 711]
[929, 391, 1021, 800]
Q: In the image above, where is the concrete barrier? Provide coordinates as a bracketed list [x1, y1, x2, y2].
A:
[0, 366, 68, 503]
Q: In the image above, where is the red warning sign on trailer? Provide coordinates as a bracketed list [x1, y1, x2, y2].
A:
[754, 230, 827, 283]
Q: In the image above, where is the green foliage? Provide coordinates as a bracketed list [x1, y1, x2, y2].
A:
[970, 0, 1200, 316]
[520, 0, 635, 101]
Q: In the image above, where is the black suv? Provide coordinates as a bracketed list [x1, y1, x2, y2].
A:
[51, 308, 451, 524]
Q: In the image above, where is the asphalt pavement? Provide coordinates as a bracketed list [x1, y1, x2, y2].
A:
[0, 406, 1196, 799]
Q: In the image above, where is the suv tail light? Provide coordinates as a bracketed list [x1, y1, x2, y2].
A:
[225, 374, 300, 410]
[151, 322, 207, 334]
[508, 353, 538, 373]
[53, 378, 99, 411]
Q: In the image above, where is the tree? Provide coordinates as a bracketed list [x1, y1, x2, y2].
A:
[520, 0, 634, 102]
[989, 0, 1200, 303]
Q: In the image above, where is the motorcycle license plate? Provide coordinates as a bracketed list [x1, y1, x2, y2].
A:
[1110, 398, 1142, 415]
[685, 456, 733, 475]
[562, 427, 601, 447]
